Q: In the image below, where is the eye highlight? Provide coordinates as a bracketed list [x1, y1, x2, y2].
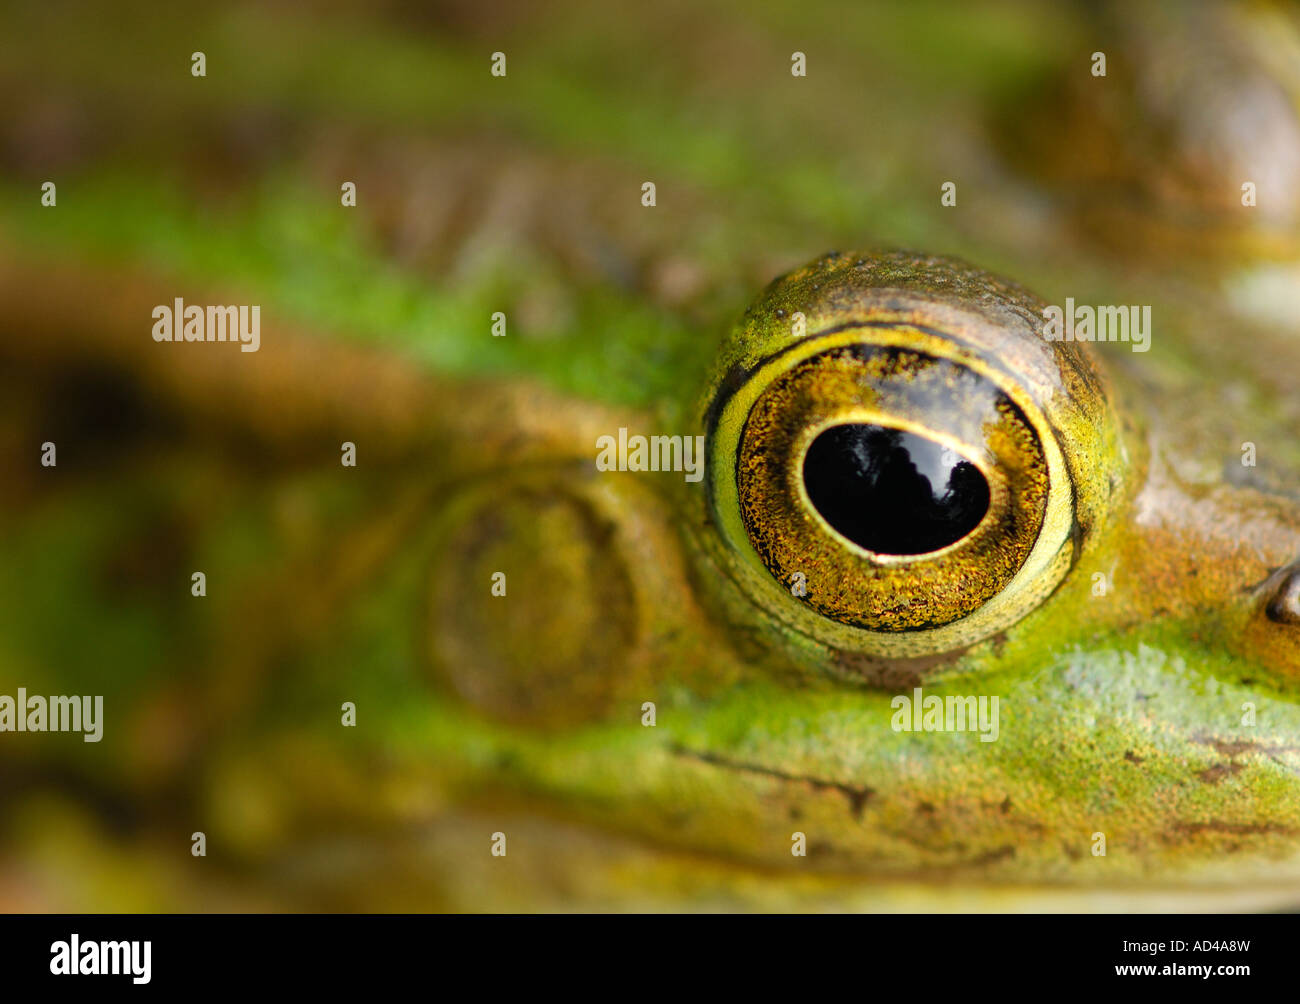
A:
[802, 423, 990, 555]
[703, 251, 1122, 659]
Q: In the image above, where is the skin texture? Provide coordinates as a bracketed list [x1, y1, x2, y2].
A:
[0, 0, 1299, 911]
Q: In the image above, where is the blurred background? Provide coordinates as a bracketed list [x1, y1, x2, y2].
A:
[0, 0, 1298, 910]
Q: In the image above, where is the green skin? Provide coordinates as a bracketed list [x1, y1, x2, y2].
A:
[1, 1, 1299, 911]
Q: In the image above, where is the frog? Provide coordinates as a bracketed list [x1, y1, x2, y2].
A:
[0, 0, 1297, 912]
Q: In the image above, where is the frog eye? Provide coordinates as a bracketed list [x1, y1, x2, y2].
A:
[703, 251, 1122, 658]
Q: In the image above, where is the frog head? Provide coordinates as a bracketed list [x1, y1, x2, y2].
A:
[379, 246, 1298, 911]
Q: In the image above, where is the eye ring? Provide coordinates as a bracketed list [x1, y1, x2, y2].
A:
[731, 335, 1056, 635]
[702, 252, 1121, 659]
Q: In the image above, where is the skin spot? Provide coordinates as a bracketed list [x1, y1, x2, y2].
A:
[1168, 821, 1300, 839]
[672, 745, 874, 819]
[1196, 763, 1244, 785]
[971, 845, 1016, 866]
[1192, 736, 1300, 757]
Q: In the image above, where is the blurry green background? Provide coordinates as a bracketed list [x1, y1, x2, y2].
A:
[0, 0, 1297, 910]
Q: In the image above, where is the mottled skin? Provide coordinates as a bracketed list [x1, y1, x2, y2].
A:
[0, 0, 1298, 911]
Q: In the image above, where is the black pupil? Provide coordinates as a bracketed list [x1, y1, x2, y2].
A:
[802, 424, 990, 555]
